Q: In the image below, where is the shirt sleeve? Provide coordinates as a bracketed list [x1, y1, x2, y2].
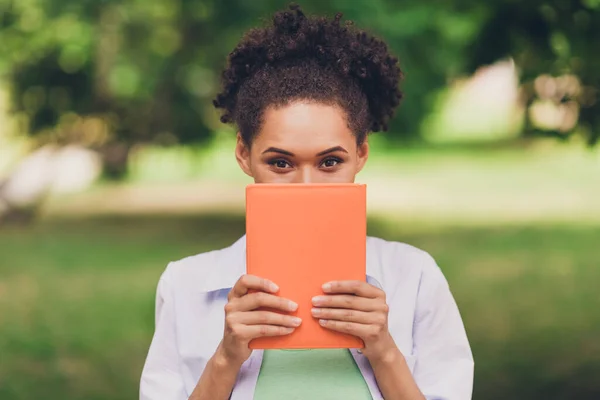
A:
[140, 263, 188, 400]
[412, 254, 474, 400]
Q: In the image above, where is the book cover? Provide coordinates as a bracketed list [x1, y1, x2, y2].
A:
[246, 183, 366, 349]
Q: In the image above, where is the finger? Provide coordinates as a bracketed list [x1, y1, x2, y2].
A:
[241, 325, 296, 340]
[311, 307, 384, 325]
[322, 280, 383, 298]
[229, 274, 279, 299]
[312, 294, 380, 311]
[236, 292, 298, 312]
[236, 311, 302, 328]
[318, 319, 374, 338]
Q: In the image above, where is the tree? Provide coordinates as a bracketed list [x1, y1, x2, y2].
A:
[463, 0, 600, 145]
[0, 0, 487, 177]
[0, 0, 597, 183]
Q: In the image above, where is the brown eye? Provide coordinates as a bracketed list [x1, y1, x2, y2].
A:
[268, 159, 292, 169]
[320, 157, 342, 168]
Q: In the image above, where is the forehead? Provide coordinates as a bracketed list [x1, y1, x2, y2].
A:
[254, 102, 356, 152]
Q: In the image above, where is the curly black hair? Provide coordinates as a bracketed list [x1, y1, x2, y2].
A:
[213, 3, 403, 145]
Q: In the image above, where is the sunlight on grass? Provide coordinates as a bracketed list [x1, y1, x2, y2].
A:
[44, 136, 600, 228]
[1, 215, 599, 399]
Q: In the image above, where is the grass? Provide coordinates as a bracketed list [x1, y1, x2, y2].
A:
[1, 214, 599, 400]
[46, 136, 600, 227]
[1, 140, 599, 399]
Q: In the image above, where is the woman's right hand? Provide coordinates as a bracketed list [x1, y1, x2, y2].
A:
[215, 274, 301, 368]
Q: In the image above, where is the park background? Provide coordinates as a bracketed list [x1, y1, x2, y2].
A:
[0, 0, 599, 399]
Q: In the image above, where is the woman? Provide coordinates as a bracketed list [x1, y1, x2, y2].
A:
[140, 4, 473, 400]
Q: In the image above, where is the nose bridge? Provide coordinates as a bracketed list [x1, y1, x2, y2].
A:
[298, 165, 314, 183]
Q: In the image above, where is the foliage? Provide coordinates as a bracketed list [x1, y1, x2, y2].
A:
[0, 0, 597, 176]
[464, 0, 600, 145]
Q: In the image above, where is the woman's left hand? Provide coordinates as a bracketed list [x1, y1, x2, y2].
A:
[311, 280, 399, 364]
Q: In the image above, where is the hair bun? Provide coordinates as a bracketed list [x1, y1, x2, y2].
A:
[214, 3, 403, 135]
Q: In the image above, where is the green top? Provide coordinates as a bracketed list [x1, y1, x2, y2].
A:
[253, 349, 373, 400]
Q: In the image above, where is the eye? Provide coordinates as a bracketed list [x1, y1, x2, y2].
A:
[268, 159, 292, 169]
[320, 157, 342, 168]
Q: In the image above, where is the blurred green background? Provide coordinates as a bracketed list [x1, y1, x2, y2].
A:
[0, 1, 599, 399]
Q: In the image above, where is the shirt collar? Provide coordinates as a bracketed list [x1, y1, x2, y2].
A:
[199, 235, 246, 292]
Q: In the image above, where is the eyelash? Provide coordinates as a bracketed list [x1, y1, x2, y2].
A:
[267, 157, 343, 169]
[268, 159, 292, 169]
[320, 157, 343, 168]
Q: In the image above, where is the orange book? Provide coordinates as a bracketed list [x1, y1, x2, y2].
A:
[245, 183, 366, 349]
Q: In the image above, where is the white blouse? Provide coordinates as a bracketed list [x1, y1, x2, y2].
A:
[140, 235, 474, 399]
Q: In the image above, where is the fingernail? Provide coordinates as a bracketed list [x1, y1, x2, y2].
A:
[291, 317, 302, 326]
[322, 283, 332, 292]
[269, 282, 279, 292]
[319, 319, 327, 326]
[311, 308, 321, 316]
[287, 301, 298, 311]
[312, 296, 326, 305]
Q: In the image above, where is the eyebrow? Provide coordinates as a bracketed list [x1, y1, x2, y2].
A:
[261, 146, 348, 157]
[317, 146, 348, 156]
[262, 147, 294, 156]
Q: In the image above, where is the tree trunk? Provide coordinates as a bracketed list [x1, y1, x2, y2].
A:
[99, 141, 131, 180]
[0, 203, 38, 226]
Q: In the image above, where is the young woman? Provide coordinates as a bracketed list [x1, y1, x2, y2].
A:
[140, 5, 473, 400]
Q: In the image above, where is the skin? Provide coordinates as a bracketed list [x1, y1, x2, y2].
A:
[190, 101, 425, 400]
